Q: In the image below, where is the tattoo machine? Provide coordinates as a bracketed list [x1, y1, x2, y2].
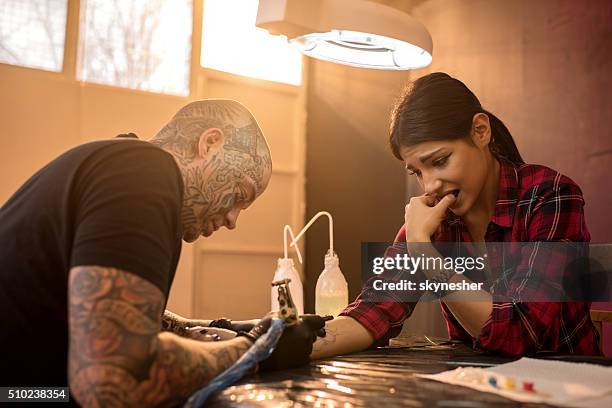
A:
[272, 278, 298, 325]
[185, 280, 297, 407]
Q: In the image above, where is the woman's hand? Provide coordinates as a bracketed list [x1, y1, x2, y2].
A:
[404, 194, 455, 242]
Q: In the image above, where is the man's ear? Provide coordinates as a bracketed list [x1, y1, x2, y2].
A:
[470, 113, 491, 150]
[197, 128, 225, 159]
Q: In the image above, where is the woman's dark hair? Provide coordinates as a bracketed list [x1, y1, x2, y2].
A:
[389, 72, 524, 164]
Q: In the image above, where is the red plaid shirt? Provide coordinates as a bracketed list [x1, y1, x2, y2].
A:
[340, 158, 601, 357]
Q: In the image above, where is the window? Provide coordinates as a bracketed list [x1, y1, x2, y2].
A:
[0, 0, 68, 72]
[77, 0, 192, 96]
[201, 0, 302, 86]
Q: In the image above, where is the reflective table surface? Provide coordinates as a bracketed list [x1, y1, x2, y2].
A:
[208, 343, 557, 407]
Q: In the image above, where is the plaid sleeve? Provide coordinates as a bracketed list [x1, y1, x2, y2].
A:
[339, 226, 420, 345]
[478, 178, 594, 356]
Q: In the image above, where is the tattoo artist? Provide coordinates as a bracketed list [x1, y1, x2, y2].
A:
[0, 99, 328, 407]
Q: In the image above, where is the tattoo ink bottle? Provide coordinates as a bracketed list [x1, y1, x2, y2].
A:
[316, 249, 348, 317]
[290, 212, 348, 316]
[272, 226, 304, 315]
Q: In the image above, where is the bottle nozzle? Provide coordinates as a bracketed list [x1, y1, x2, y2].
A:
[283, 225, 303, 264]
[324, 250, 340, 268]
[289, 211, 334, 254]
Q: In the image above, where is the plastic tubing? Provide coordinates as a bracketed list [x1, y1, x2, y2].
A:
[184, 318, 286, 407]
[283, 225, 303, 264]
[289, 211, 334, 254]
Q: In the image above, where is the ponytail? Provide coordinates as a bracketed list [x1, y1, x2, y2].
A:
[483, 111, 524, 164]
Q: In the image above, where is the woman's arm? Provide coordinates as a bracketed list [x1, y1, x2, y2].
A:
[310, 316, 374, 359]
[406, 241, 493, 338]
[440, 274, 492, 338]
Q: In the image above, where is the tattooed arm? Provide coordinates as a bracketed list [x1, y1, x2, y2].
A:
[161, 310, 212, 335]
[161, 310, 237, 341]
[310, 316, 374, 360]
[68, 266, 252, 407]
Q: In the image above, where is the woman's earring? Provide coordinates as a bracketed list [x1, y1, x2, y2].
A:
[489, 137, 499, 155]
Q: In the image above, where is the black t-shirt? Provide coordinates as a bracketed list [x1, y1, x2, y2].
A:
[0, 139, 184, 387]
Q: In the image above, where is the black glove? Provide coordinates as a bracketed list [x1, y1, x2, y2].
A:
[259, 314, 331, 371]
[236, 316, 273, 343]
[209, 317, 259, 333]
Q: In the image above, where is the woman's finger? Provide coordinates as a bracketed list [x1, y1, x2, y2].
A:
[406, 195, 428, 210]
[423, 194, 437, 207]
[434, 194, 456, 213]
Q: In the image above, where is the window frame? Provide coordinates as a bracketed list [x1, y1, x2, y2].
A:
[0, 0, 306, 97]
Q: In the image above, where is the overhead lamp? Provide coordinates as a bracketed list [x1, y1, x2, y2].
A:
[256, 0, 433, 70]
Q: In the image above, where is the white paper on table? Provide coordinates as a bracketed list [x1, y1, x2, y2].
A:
[415, 357, 612, 408]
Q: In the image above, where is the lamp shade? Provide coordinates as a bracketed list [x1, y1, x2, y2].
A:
[256, 0, 433, 70]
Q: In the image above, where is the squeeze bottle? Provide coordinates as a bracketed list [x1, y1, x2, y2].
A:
[315, 250, 348, 316]
[271, 225, 304, 315]
[271, 257, 304, 315]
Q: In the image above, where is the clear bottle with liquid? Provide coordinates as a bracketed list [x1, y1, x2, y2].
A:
[316, 250, 348, 316]
[271, 258, 304, 315]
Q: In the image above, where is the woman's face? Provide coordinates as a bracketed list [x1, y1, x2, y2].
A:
[400, 136, 490, 216]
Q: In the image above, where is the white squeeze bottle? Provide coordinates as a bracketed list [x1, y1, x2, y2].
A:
[290, 211, 348, 316]
[316, 249, 348, 316]
[271, 258, 304, 315]
[271, 225, 304, 315]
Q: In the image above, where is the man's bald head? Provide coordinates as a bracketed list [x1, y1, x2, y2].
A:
[153, 99, 272, 193]
[151, 99, 272, 241]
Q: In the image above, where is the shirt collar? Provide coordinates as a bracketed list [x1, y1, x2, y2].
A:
[490, 157, 519, 228]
